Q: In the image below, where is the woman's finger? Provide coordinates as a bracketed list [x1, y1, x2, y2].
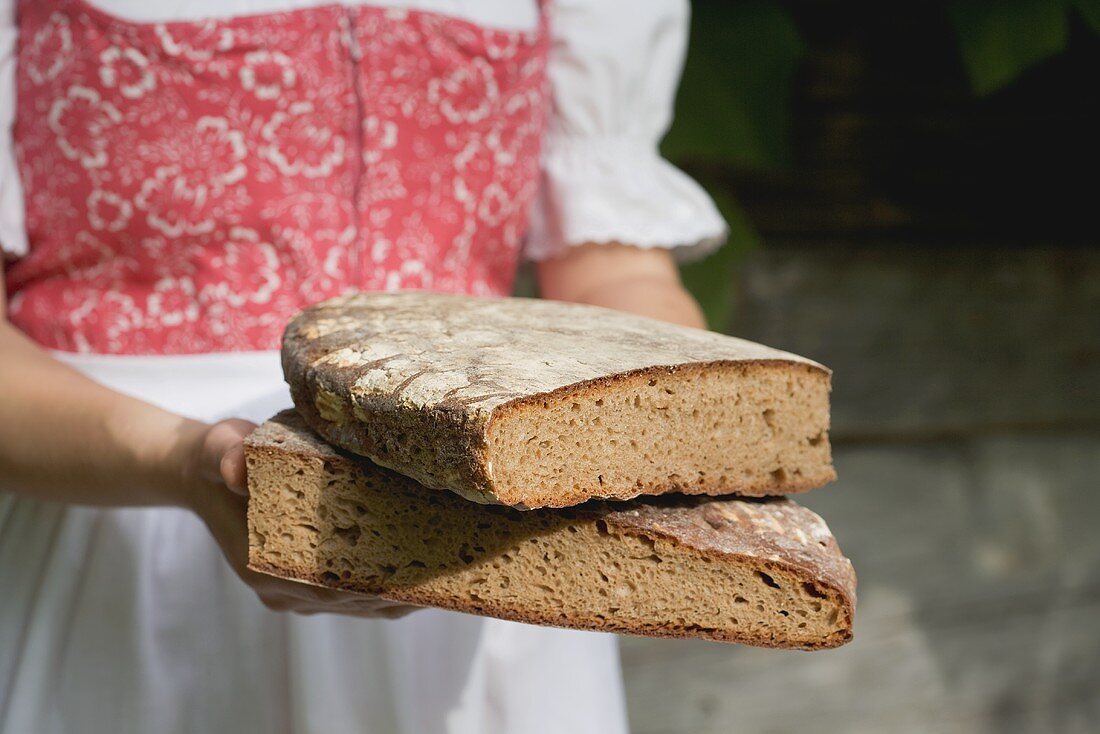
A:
[197, 418, 256, 485]
[220, 441, 249, 496]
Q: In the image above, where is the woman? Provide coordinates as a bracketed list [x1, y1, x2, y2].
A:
[0, 0, 727, 731]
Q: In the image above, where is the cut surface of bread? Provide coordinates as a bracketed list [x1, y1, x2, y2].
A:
[245, 411, 856, 649]
[283, 291, 835, 508]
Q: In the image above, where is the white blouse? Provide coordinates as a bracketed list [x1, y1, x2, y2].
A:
[0, 0, 728, 262]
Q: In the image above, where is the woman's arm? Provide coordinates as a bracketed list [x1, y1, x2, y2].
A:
[0, 271, 213, 505]
[0, 261, 415, 617]
[536, 242, 706, 329]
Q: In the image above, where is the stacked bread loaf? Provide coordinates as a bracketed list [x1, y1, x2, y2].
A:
[246, 292, 855, 649]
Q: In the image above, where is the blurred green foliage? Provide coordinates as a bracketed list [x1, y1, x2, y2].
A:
[948, 0, 1099, 94]
[1077, 0, 1100, 30]
[662, 1, 805, 170]
[668, 1, 805, 329]
[669, 0, 1099, 329]
[674, 182, 758, 331]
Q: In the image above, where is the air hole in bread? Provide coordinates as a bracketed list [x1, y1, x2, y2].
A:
[756, 571, 780, 589]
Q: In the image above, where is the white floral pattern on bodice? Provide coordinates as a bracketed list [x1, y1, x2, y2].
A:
[8, 0, 549, 354]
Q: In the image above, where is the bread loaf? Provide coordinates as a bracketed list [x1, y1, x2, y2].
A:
[245, 411, 855, 649]
[283, 292, 835, 509]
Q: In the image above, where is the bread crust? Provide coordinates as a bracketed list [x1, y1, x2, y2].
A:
[246, 411, 856, 649]
[283, 291, 835, 507]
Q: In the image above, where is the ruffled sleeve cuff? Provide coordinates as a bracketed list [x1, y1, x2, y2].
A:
[523, 136, 728, 263]
[0, 171, 27, 258]
[0, 1, 26, 260]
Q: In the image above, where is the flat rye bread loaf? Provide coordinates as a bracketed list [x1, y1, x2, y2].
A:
[245, 411, 856, 649]
[283, 291, 835, 509]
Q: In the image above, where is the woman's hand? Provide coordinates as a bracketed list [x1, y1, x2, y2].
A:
[3, 264, 415, 619]
[184, 418, 420, 619]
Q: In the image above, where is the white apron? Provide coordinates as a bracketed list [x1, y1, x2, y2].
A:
[0, 351, 628, 734]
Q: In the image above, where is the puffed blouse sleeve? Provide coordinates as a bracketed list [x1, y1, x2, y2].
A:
[0, 0, 26, 259]
[523, 0, 727, 262]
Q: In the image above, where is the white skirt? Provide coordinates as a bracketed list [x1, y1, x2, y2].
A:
[0, 351, 627, 734]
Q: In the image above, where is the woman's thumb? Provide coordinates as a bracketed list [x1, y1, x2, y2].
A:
[198, 418, 257, 495]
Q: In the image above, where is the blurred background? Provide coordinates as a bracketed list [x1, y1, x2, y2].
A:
[621, 1, 1100, 732]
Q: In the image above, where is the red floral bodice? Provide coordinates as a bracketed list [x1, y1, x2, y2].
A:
[5, 0, 549, 353]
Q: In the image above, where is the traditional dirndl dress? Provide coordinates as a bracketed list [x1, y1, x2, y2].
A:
[0, 1, 636, 731]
